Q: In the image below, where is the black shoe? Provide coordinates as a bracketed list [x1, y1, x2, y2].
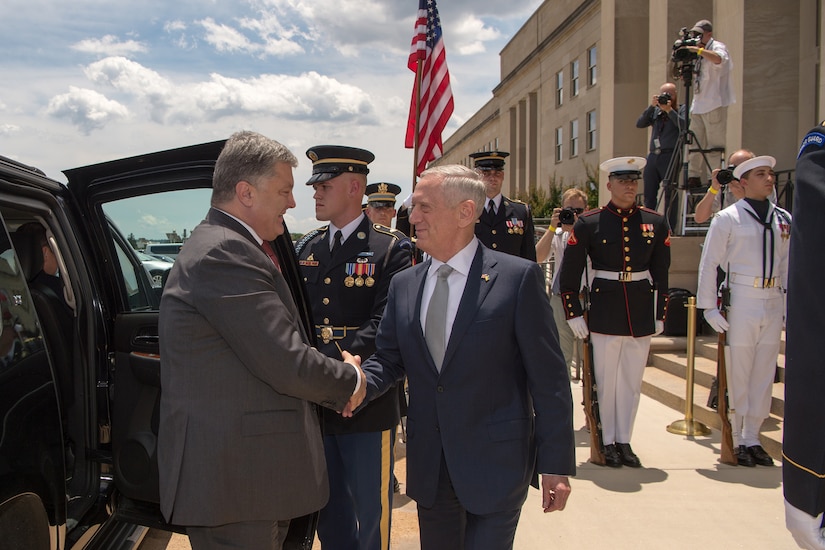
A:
[735, 445, 756, 467]
[603, 444, 622, 468]
[748, 445, 774, 466]
[616, 443, 642, 468]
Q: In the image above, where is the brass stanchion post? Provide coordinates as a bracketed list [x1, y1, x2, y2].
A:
[667, 296, 711, 436]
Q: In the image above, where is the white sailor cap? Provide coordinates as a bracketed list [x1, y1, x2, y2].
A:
[733, 155, 776, 180]
[600, 156, 646, 178]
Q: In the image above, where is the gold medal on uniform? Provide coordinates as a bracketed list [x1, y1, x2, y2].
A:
[779, 221, 790, 241]
[641, 223, 654, 238]
[344, 263, 356, 287]
[506, 220, 514, 234]
[364, 263, 376, 287]
[354, 262, 365, 287]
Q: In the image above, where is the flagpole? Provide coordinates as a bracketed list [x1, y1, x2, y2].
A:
[412, 60, 423, 191]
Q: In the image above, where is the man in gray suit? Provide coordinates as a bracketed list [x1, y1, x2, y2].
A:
[159, 131, 366, 550]
[349, 165, 575, 549]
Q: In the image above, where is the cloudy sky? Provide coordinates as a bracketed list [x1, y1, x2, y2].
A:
[1, 0, 542, 236]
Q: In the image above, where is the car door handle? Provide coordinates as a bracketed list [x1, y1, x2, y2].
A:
[133, 335, 159, 345]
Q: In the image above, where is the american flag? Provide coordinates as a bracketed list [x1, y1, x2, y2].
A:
[405, 0, 454, 176]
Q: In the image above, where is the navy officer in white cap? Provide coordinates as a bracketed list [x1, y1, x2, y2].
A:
[558, 156, 671, 468]
[295, 145, 412, 549]
[697, 155, 789, 468]
[470, 151, 537, 261]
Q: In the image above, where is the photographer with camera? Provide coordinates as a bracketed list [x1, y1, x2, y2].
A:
[694, 149, 754, 224]
[636, 82, 686, 211]
[681, 19, 735, 186]
[536, 188, 589, 378]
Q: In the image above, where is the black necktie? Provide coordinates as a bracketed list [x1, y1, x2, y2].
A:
[331, 230, 342, 256]
[487, 200, 496, 216]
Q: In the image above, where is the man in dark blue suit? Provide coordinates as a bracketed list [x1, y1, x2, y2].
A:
[348, 164, 575, 549]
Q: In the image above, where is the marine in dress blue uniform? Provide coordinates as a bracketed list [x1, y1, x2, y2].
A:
[558, 156, 671, 468]
[470, 151, 537, 261]
[296, 145, 412, 550]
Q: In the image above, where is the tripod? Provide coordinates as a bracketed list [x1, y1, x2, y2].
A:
[658, 59, 720, 235]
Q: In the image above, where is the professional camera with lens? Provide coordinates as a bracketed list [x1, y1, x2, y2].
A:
[657, 92, 672, 106]
[716, 165, 736, 186]
[559, 207, 578, 226]
[672, 27, 702, 63]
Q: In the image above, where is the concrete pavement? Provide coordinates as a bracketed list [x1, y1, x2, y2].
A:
[141, 377, 795, 549]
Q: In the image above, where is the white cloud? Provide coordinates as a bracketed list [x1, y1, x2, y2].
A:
[72, 34, 148, 57]
[45, 87, 130, 134]
[0, 124, 20, 137]
[199, 16, 304, 58]
[451, 15, 502, 56]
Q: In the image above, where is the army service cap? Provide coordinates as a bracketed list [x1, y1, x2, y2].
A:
[366, 182, 402, 208]
[306, 145, 375, 185]
[600, 156, 646, 178]
[469, 151, 510, 170]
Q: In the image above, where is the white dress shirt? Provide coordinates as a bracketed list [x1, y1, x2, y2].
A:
[419, 238, 479, 345]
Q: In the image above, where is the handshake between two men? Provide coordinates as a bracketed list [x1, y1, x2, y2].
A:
[339, 348, 367, 416]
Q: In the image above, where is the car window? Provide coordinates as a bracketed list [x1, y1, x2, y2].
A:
[100, 189, 210, 312]
[0, 234, 44, 370]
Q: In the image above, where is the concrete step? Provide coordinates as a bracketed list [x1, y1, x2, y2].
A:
[641, 364, 783, 461]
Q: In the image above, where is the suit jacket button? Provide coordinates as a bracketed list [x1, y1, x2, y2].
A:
[437, 385, 444, 393]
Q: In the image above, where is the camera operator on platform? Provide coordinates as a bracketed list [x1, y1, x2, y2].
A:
[636, 82, 686, 212]
[682, 19, 735, 186]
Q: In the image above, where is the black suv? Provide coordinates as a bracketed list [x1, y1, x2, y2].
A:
[0, 142, 316, 549]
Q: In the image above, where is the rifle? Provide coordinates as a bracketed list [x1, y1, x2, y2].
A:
[716, 284, 737, 465]
[581, 285, 606, 465]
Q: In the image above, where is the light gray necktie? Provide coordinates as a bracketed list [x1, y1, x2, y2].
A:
[425, 264, 453, 371]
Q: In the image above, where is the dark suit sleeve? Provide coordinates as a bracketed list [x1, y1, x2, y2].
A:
[350, 236, 412, 356]
[360, 277, 408, 403]
[192, 237, 357, 411]
[558, 216, 590, 319]
[520, 205, 537, 262]
[517, 263, 575, 475]
[651, 216, 671, 319]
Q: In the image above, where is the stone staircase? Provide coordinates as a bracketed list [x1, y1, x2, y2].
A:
[642, 332, 785, 460]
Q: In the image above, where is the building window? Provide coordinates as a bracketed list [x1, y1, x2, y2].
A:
[587, 46, 597, 86]
[587, 110, 597, 151]
[555, 70, 563, 107]
[570, 119, 579, 158]
[571, 60, 580, 97]
[555, 127, 563, 162]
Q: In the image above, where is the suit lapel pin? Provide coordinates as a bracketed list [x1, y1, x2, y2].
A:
[481, 274, 490, 282]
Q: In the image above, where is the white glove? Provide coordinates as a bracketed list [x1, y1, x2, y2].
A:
[703, 309, 730, 333]
[785, 499, 825, 549]
[567, 316, 589, 339]
[653, 320, 664, 336]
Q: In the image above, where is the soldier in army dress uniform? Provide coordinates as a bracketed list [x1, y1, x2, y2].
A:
[784, 125, 825, 549]
[558, 157, 671, 468]
[365, 182, 402, 229]
[470, 151, 537, 261]
[697, 155, 789, 469]
[295, 145, 412, 550]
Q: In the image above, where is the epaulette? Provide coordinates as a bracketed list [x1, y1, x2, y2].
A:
[294, 226, 327, 255]
[372, 224, 408, 241]
[640, 206, 664, 217]
[506, 197, 527, 206]
[579, 207, 603, 218]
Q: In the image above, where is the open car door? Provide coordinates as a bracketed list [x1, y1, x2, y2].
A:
[64, 141, 319, 547]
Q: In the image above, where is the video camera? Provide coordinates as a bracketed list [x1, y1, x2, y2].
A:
[672, 27, 702, 63]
